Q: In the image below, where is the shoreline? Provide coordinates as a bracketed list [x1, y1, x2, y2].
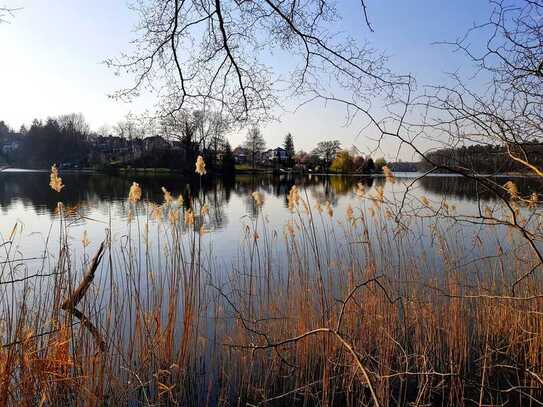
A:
[0, 167, 538, 178]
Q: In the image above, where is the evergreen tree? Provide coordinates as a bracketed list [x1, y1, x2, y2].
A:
[361, 157, 375, 174]
[283, 133, 295, 166]
[222, 141, 236, 174]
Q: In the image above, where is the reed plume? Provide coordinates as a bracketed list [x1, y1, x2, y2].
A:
[128, 182, 142, 203]
[252, 191, 264, 207]
[49, 164, 64, 192]
[195, 155, 206, 176]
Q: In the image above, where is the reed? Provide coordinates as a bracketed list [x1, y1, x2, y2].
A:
[0, 166, 542, 405]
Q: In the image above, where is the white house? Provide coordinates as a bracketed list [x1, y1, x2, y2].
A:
[265, 147, 288, 162]
[1, 140, 20, 155]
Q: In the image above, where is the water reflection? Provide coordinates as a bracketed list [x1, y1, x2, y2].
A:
[1, 171, 541, 228]
[419, 174, 543, 202]
[0, 172, 369, 216]
[3, 170, 542, 277]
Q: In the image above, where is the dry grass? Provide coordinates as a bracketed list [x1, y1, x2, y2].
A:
[0, 176, 542, 405]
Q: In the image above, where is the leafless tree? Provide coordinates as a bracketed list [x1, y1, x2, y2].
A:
[107, 0, 408, 129]
[244, 125, 266, 167]
[114, 114, 145, 139]
[160, 109, 227, 152]
[312, 139, 341, 169]
[97, 124, 112, 137]
[377, 0, 543, 291]
[417, 0, 543, 173]
[0, 6, 17, 23]
[192, 109, 228, 152]
[57, 113, 90, 141]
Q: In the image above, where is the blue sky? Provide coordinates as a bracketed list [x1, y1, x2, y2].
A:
[0, 1, 494, 159]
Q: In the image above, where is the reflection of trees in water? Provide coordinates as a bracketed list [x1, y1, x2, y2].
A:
[233, 174, 376, 210]
[204, 176, 233, 230]
[306, 176, 375, 207]
[419, 176, 543, 202]
[0, 172, 379, 222]
[5, 172, 534, 230]
[234, 175, 271, 216]
[234, 174, 295, 213]
[0, 172, 234, 230]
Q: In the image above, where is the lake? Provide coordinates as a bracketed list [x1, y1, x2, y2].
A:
[1, 170, 541, 271]
[2, 169, 543, 404]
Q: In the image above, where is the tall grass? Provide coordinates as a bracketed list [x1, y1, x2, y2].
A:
[0, 175, 542, 405]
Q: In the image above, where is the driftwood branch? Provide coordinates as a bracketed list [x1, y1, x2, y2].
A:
[61, 241, 106, 351]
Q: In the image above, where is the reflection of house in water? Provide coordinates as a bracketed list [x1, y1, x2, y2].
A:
[0, 171, 447, 231]
[0, 171, 382, 219]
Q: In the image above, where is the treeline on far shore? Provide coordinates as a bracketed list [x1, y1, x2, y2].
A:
[0, 114, 391, 175]
[417, 143, 543, 174]
[2, 115, 541, 176]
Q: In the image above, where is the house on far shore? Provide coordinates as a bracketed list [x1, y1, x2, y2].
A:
[143, 135, 170, 152]
[234, 146, 289, 165]
[233, 146, 248, 164]
[1, 139, 21, 155]
[90, 135, 138, 164]
[264, 147, 288, 163]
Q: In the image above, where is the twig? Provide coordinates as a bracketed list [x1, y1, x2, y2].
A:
[245, 327, 382, 406]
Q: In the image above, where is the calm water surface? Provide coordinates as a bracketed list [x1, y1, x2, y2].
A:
[1, 170, 541, 275]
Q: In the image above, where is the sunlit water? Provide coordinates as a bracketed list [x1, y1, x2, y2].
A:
[0, 170, 541, 281]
